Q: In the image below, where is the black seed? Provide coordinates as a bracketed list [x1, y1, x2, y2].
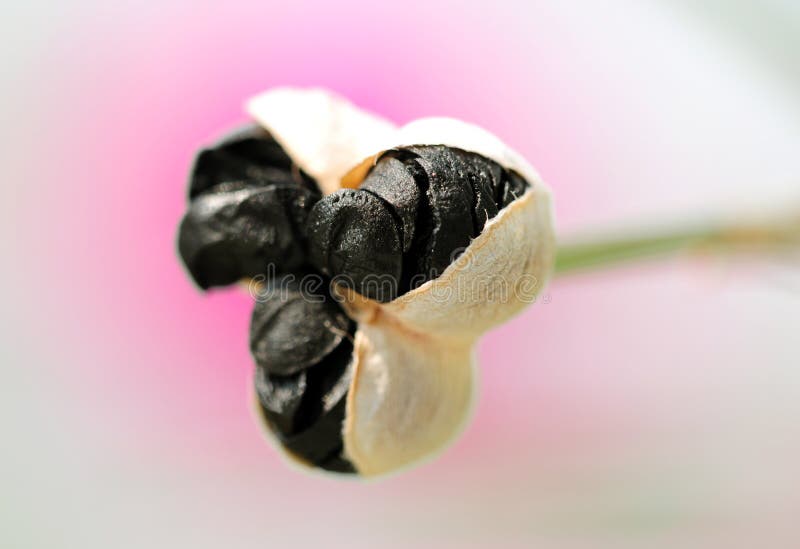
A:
[249, 274, 351, 376]
[449, 149, 500, 236]
[177, 184, 317, 289]
[307, 189, 403, 302]
[189, 124, 318, 199]
[405, 146, 475, 280]
[360, 153, 421, 253]
[398, 156, 434, 292]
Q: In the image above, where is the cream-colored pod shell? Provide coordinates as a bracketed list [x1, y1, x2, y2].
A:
[343, 324, 477, 476]
[247, 88, 555, 476]
[246, 87, 397, 195]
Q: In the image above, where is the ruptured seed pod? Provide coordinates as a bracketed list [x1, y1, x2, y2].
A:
[243, 88, 555, 477]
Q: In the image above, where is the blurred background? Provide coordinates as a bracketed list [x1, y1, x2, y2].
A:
[2, 1, 798, 547]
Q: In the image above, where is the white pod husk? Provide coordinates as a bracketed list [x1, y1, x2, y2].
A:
[248, 88, 556, 477]
[247, 88, 397, 195]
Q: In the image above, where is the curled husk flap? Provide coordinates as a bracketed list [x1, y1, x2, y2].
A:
[248, 88, 555, 476]
[247, 88, 397, 195]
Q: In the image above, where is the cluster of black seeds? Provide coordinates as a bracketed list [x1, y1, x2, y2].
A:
[178, 125, 319, 289]
[251, 274, 357, 472]
[307, 146, 530, 302]
[177, 127, 531, 473]
[177, 125, 356, 472]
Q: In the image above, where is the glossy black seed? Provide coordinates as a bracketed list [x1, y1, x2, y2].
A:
[360, 153, 421, 253]
[405, 146, 476, 280]
[189, 124, 318, 199]
[177, 184, 317, 289]
[250, 274, 351, 376]
[307, 189, 403, 302]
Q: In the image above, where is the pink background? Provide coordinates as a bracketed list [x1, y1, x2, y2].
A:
[3, 1, 799, 547]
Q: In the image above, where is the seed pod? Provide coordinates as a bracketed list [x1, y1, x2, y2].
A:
[177, 184, 318, 289]
[242, 88, 556, 476]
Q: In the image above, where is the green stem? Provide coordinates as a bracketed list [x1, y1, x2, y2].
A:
[554, 212, 800, 276]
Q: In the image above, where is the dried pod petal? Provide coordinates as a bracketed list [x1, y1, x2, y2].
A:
[386, 190, 553, 337]
[250, 274, 351, 376]
[396, 117, 543, 185]
[177, 184, 318, 289]
[307, 189, 403, 302]
[189, 124, 318, 199]
[343, 324, 474, 476]
[247, 88, 397, 195]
